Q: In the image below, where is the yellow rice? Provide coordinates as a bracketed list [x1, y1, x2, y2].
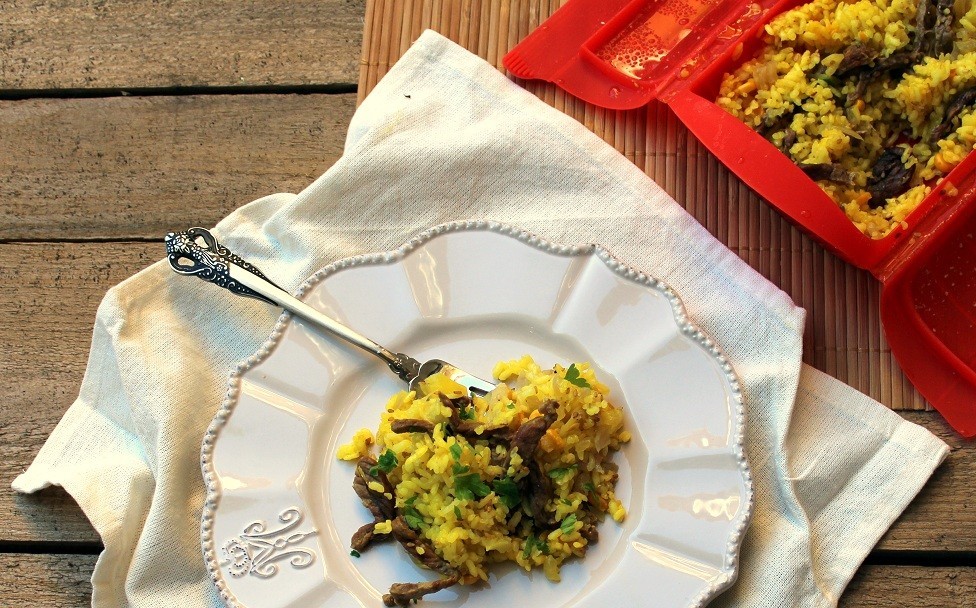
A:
[337, 355, 629, 585]
[716, 0, 976, 238]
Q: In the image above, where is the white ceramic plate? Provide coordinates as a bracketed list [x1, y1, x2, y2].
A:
[201, 221, 752, 608]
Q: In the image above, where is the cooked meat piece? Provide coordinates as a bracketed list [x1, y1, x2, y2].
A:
[780, 128, 798, 153]
[391, 516, 459, 576]
[383, 575, 461, 607]
[522, 459, 554, 521]
[757, 110, 794, 137]
[932, 86, 976, 142]
[353, 456, 396, 521]
[579, 523, 599, 543]
[835, 43, 877, 76]
[439, 393, 511, 439]
[509, 400, 558, 461]
[932, 0, 955, 55]
[867, 147, 915, 208]
[914, 0, 938, 56]
[798, 163, 857, 185]
[390, 418, 436, 434]
[351, 521, 391, 552]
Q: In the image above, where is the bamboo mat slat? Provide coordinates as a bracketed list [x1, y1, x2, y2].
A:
[357, 0, 928, 411]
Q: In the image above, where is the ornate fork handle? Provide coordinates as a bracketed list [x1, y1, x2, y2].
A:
[164, 227, 421, 383]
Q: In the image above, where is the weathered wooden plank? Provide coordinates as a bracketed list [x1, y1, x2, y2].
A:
[1, 243, 973, 551]
[2, 242, 160, 544]
[0, 94, 356, 241]
[0, 1, 366, 90]
[0, 554, 971, 607]
[880, 411, 976, 551]
[0, 553, 97, 607]
[841, 565, 976, 607]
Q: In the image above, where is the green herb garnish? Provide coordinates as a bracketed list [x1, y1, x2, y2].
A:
[369, 449, 398, 476]
[449, 443, 463, 461]
[491, 476, 521, 509]
[458, 403, 476, 420]
[548, 465, 577, 480]
[522, 534, 550, 557]
[454, 505, 462, 518]
[560, 514, 578, 535]
[350, 549, 361, 558]
[564, 364, 591, 388]
[402, 496, 425, 529]
[506, 402, 516, 410]
[454, 465, 491, 501]
[583, 482, 596, 493]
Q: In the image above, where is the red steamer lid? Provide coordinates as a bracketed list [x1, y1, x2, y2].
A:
[505, 0, 976, 436]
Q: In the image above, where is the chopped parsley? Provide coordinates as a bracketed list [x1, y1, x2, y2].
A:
[454, 505, 462, 518]
[560, 514, 578, 535]
[350, 549, 361, 558]
[583, 482, 597, 493]
[453, 463, 491, 500]
[449, 443, 463, 461]
[522, 534, 550, 557]
[458, 403, 476, 420]
[369, 449, 398, 476]
[506, 402, 516, 410]
[548, 465, 577, 480]
[564, 364, 591, 388]
[403, 496, 425, 529]
[491, 476, 521, 509]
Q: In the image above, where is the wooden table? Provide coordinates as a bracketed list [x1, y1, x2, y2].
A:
[1, 1, 973, 606]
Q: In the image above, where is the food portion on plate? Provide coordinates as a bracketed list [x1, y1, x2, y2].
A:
[716, 0, 976, 238]
[337, 355, 631, 606]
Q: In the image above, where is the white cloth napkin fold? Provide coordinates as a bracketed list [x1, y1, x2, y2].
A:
[14, 31, 947, 608]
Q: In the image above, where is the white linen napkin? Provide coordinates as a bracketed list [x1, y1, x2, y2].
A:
[14, 31, 948, 608]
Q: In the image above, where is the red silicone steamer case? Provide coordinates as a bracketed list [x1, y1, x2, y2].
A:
[504, 0, 976, 437]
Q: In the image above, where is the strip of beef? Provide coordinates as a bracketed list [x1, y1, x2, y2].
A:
[798, 163, 857, 185]
[390, 516, 458, 576]
[382, 516, 461, 606]
[390, 418, 436, 434]
[866, 146, 915, 208]
[835, 43, 877, 76]
[351, 521, 392, 552]
[509, 400, 558, 461]
[352, 455, 396, 521]
[439, 393, 511, 440]
[914, 0, 939, 56]
[932, 86, 976, 142]
[522, 458, 554, 522]
[780, 128, 798, 154]
[350, 455, 397, 551]
[383, 576, 461, 607]
[932, 0, 955, 55]
[757, 109, 795, 138]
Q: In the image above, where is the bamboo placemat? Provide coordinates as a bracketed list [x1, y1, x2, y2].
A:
[357, 0, 926, 411]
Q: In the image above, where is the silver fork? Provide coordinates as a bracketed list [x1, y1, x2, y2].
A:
[164, 227, 496, 396]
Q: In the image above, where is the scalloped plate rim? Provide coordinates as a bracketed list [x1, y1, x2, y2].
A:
[200, 219, 754, 608]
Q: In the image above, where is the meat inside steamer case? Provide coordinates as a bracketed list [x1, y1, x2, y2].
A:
[504, 0, 976, 436]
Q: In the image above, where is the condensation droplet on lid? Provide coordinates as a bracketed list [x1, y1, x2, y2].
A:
[800, 210, 811, 218]
[609, 86, 621, 99]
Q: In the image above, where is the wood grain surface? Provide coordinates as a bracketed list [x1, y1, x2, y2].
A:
[0, 554, 972, 608]
[0, 1, 366, 90]
[1, 0, 973, 606]
[0, 94, 356, 241]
